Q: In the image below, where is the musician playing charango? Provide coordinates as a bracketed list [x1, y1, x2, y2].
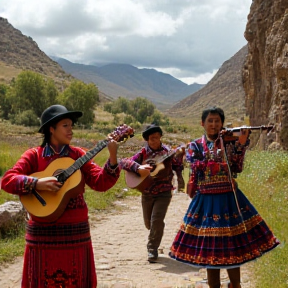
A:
[169, 107, 279, 288]
[0, 105, 121, 288]
[120, 124, 184, 263]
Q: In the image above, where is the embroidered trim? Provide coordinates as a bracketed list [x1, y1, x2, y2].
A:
[105, 160, 120, 175]
[182, 214, 263, 237]
[171, 236, 278, 266]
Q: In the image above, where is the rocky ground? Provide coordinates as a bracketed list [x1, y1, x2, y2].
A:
[0, 192, 254, 288]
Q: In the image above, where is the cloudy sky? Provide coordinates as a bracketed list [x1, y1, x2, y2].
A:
[1, 0, 252, 84]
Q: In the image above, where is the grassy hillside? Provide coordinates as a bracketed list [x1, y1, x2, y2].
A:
[0, 61, 22, 84]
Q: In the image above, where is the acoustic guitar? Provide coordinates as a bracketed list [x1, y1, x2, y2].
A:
[125, 149, 176, 192]
[20, 124, 134, 222]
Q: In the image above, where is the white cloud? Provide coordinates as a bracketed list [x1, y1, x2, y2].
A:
[153, 67, 218, 85]
[179, 70, 218, 85]
[0, 0, 252, 84]
[85, 0, 182, 37]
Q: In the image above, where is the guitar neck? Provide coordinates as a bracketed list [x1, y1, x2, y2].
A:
[153, 150, 176, 164]
[57, 139, 109, 183]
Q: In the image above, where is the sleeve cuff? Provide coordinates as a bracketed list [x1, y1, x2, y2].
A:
[23, 177, 38, 194]
[105, 160, 120, 175]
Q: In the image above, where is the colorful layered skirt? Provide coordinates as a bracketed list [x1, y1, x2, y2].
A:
[21, 216, 96, 288]
[169, 188, 279, 268]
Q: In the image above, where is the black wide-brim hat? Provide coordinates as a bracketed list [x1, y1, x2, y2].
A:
[39, 104, 83, 133]
[142, 124, 163, 140]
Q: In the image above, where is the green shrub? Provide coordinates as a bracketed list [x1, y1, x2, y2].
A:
[10, 109, 39, 127]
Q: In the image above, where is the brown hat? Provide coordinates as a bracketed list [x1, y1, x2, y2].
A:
[39, 105, 82, 133]
[142, 124, 162, 140]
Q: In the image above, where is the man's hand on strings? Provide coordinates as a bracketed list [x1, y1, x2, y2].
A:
[137, 164, 153, 176]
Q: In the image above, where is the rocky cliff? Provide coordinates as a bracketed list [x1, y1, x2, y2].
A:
[169, 45, 248, 124]
[243, 0, 288, 149]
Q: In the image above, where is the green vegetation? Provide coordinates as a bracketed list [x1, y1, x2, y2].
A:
[0, 228, 26, 264]
[104, 96, 170, 126]
[0, 71, 99, 128]
[0, 136, 27, 261]
[58, 80, 99, 127]
[0, 70, 190, 134]
[237, 150, 288, 288]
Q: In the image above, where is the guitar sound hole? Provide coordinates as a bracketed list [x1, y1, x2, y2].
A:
[145, 160, 156, 172]
[150, 165, 156, 172]
[53, 169, 64, 177]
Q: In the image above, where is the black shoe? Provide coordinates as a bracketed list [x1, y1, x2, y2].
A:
[147, 250, 158, 263]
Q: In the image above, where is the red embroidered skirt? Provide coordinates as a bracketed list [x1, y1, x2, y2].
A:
[22, 210, 96, 288]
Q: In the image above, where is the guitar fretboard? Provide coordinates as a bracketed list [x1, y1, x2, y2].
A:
[57, 139, 109, 183]
[145, 149, 176, 165]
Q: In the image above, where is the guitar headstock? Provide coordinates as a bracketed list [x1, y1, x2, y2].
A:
[108, 124, 135, 143]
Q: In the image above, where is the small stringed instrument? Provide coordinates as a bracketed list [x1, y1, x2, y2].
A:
[125, 149, 176, 192]
[20, 124, 134, 222]
[221, 125, 274, 143]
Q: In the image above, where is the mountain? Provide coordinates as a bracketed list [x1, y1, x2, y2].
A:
[52, 57, 204, 108]
[168, 45, 248, 123]
[0, 17, 69, 83]
[0, 17, 118, 103]
[0, 16, 247, 122]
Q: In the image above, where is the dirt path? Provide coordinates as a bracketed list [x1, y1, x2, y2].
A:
[0, 193, 254, 288]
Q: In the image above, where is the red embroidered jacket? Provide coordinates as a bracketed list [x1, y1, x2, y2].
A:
[1, 145, 120, 223]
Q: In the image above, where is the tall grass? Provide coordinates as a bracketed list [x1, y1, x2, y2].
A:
[0, 143, 24, 176]
[237, 150, 288, 288]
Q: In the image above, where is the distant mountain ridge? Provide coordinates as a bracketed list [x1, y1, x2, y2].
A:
[169, 45, 248, 123]
[52, 57, 204, 107]
[0, 16, 248, 121]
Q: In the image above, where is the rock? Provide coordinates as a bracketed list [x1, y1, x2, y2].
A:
[268, 141, 282, 151]
[243, 0, 288, 149]
[0, 201, 26, 237]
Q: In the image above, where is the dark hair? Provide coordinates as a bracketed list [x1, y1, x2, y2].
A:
[40, 122, 57, 147]
[201, 107, 225, 124]
[41, 128, 51, 147]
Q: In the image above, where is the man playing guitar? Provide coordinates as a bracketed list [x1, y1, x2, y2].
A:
[120, 124, 184, 262]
